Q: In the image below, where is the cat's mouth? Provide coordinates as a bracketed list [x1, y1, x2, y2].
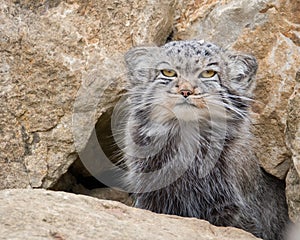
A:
[175, 97, 206, 109]
[168, 92, 207, 109]
[176, 101, 197, 108]
[150, 95, 208, 123]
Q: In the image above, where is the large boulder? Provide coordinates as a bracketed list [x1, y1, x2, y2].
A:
[1, 0, 299, 224]
[0, 189, 261, 240]
[0, 0, 175, 189]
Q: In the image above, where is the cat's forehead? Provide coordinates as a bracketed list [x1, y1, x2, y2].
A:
[158, 40, 223, 69]
[162, 40, 221, 58]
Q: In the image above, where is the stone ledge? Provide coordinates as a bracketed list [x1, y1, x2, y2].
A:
[0, 189, 261, 240]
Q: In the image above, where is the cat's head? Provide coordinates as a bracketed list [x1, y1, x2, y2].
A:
[125, 40, 258, 123]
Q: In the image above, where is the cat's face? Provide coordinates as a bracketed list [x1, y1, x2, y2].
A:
[125, 40, 257, 123]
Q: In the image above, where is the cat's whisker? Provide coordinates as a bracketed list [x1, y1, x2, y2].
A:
[204, 98, 249, 120]
[224, 93, 254, 102]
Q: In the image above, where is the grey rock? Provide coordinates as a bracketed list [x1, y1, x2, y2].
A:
[286, 72, 300, 222]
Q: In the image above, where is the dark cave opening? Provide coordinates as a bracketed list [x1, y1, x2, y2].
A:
[51, 107, 132, 205]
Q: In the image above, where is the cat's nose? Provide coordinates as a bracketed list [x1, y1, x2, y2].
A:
[177, 80, 194, 98]
[180, 89, 193, 98]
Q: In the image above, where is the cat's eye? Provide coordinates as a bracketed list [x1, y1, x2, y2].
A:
[200, 70, 216, 78]
[161, 69, 177, 78]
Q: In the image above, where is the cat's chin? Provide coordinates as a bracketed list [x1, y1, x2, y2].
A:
[150, 102, 203, 123]
[173, 104, 202, 122]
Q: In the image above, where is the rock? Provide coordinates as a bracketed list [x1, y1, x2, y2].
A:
[1, 0, 299, 226]
[286, 165, 300, 223]
[286, 71, 300, 222]
[175, 0, 269, 47]
[286, 71, 300, 178]
[72, 186, 133, 206]
[0, 0, 175, 189]
[174, 0, 300, 179]
[0, 189, 261, 240]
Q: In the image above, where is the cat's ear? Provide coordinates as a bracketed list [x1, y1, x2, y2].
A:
[226, 53, 258, 97]
[125, 46, 159, 85]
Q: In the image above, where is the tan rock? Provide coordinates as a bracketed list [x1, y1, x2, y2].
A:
[1, 0, 299, 226]
[234, 3, 300, 179]
[0, 0, 175, 189]
[0, 189, 261, 240]
[174, 0, 270, 47]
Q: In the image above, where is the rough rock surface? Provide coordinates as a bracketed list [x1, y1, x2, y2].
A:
[0, 0, 175, 189]
[286, 71, 300, 222]
[0, 189, 261, 240]
[1, 0, 300, 223]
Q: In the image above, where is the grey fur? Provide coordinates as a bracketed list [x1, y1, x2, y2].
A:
[122, 40, 290, 240]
